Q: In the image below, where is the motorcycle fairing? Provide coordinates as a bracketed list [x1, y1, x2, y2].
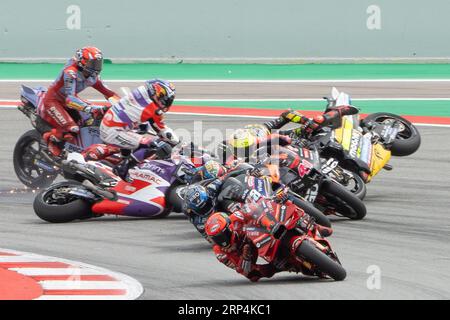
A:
[332, 115, 390, 181]
[91, 159, 178, 217]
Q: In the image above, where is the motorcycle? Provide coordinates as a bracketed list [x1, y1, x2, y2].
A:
[217, 176, 346, 281]
[253, 141, 367, 220]
[217, 161, 332, 228]
[14, 85, 117, 189]
[33, 146, 195, 223]
[312, 87, 421, 184]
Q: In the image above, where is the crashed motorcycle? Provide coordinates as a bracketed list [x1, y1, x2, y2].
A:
[33, 147, 195, 223]
[311, 88, 421, 185]
[14, 85, 116, 189]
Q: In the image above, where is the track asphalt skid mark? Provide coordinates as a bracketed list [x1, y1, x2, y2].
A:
[0, 249, 143, 300]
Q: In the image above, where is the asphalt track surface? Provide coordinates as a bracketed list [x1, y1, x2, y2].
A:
[2, 80, 450, 99]
[0, 81, 449, 299]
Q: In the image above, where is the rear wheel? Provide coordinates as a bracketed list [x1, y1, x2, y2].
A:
[319, 180, 367, 220]
[33, 181, 93, 223]
[13, 129, 58, 189]
[296, 239, 346, 281]
[362, 113, 421, 156]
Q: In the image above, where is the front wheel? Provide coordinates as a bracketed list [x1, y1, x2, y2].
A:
[296, 239, 346, 281]
[33, 181, 93, 223]
[319, 180, 367, 220]
[341, 170, 367, 200]
[362, 113, 421, 157]
[13, 129, 58, 189]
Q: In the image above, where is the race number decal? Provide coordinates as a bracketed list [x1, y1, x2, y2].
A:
[322, 158, 339, 175]
[298, 159, 313, 178]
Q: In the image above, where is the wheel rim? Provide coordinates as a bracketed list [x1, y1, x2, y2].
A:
[16, 137, 55, 184]
[375, 116, 413, 140]
[43, 186, 79, 206]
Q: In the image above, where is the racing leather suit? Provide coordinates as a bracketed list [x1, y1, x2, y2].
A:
[212, 195, 327, 282]
[100, 85, 177, 162]
[273, 107, 359, 138]
[39, 57, 117, 155]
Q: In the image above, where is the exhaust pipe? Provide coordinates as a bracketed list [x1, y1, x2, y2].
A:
[82, 180, 116, 200]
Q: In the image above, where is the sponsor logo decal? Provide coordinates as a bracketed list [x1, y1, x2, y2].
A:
[140, 163, 166, 176]
[349, 134, 361, 158]
[129, 170, 162, 185]
[48, 106, 68, 126]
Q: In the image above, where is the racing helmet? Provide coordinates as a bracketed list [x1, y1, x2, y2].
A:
[244, 124, 270, 139]
[205, 212, 232, 247]
[200, 160, 226, 179]
[182, 185, 215, 217]
[76, 47, 103, 76]
[146, 79, 176, 114]
[228, 128, 256, 149]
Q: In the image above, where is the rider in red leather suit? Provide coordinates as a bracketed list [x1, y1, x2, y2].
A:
[38, 47, 119, 156]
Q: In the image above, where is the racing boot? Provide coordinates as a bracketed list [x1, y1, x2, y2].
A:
[263, 110, 295, 131]
[113, 156, 137, 181]
[82, 144, 121, 161]
[42, 129, 64, 157]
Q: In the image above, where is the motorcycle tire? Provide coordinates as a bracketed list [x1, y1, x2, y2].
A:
[33, 181, 93, 223]
[362, 112, 421, 157]
[167, 184, 187, 213]
[319, 180, 367, 220]
[13, 129, 58, 189]
[289, 194, 331, 228]
[296, 239, 346, 281]
[344, 171, 367, 200]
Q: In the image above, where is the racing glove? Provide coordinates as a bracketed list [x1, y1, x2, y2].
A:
[84, 105, 107, 120]
[274, 187, 290, 203]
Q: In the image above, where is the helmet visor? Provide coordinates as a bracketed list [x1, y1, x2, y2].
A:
[211, 229, 231, 247]
[84, 59, 103, 73]
[159, 95, 174, 111]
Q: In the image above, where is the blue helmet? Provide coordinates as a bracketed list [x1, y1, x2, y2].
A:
[183, 185, 215, 217]
[145, 79, 176, 113]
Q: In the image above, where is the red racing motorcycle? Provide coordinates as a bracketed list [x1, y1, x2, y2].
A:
[218, 172, 346, 281]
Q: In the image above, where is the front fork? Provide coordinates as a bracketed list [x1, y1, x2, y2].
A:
[289, 234, 337, 264]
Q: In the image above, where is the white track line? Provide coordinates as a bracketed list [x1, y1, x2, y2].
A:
[36, 295, 131, 300]
[11, 268, 103, 276]
[0, 256, 57, 262]
[3, 98, 450, 102]
[39, 281, 128, 290]
[1, 79, 450, 83]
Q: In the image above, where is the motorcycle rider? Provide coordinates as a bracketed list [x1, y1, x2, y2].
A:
[99, 79, 179, 180]
[219, 106, 358, 164]
[204, 189, 330, 282]
[39, 47, 120, 156]
[182, 159, 332, 238]
[205, 212, 278, 282]
[182, 160, 228, 236]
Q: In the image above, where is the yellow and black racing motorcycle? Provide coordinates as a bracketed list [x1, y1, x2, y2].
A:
[304, 88, 421, 197]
